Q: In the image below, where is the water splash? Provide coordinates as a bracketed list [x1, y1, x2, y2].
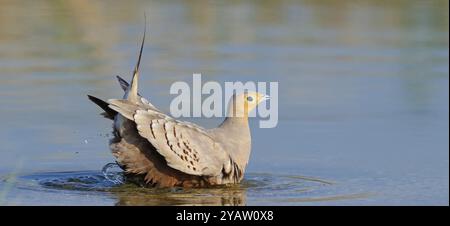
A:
[102, 163, 124, 185]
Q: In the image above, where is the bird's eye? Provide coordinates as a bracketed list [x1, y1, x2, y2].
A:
[246, 96, 253, 102]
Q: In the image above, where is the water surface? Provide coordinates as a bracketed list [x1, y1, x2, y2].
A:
[0, 0, 448, 205]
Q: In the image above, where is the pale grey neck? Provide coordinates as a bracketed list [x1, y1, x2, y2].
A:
[214, 115, 252, 171]
[220, 114, 248, 129]
[210, 95, 252, 170]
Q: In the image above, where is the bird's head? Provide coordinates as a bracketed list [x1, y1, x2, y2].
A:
[227, 91, 270, 118]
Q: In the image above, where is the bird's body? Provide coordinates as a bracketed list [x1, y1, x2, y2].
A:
[88, 30, 268, 188]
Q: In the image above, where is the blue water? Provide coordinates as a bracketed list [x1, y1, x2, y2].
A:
[0, 0, 448, 205]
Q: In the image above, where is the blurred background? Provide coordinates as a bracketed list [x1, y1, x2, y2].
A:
[0, 0, 448, 205]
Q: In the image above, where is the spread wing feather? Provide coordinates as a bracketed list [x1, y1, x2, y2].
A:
[108, 100, 228, 176]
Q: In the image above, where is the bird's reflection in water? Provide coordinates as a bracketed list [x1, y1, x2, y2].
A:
[111, 184, 247, 206]
[104, 167, 247, 206]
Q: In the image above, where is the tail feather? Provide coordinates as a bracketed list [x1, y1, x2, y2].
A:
[116, 75, 129, 92]
[87, 95, 117, 119]
[128, 19, 146, 103]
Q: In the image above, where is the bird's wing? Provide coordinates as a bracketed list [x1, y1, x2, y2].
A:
[108, 100, 229, 176]
[108, 99, 162, 120]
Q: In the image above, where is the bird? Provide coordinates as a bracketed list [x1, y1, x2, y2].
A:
[87, 28, 269, 188]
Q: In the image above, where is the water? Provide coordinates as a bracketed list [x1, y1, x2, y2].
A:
[0, 0, 448, 205]
[11, 169, 346, 206]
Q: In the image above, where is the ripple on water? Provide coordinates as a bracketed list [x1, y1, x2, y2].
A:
[16, 166, 369, 205]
